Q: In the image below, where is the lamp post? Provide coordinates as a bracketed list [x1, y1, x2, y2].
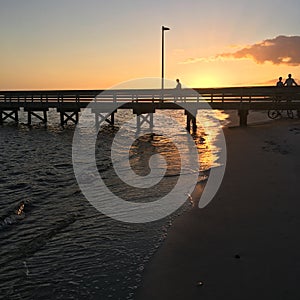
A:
[161, 26, 170, 92]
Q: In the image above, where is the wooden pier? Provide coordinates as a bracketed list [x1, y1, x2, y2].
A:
[1, 86, 300, 129]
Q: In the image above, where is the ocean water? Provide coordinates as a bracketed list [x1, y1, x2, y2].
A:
[0, 108, 228, 300]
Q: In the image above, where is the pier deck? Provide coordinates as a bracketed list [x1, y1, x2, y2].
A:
[1, 86, 300, 127]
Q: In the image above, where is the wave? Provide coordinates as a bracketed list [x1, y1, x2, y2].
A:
[0, 213, 79, 267]
[19, 213, 78, 259]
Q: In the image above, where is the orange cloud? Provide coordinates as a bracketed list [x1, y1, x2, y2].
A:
[218, 35, 300, 66]
[180, 36, 300, 66]
[180, 56, 217, 64]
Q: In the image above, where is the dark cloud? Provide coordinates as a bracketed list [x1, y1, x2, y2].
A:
[219, 35, 300, 66]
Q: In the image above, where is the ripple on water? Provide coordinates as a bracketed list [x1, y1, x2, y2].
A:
[0, 109, 227, 299]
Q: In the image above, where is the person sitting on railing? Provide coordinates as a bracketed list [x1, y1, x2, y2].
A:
[284, 74, 298, 86]
[276, 76, 284, 87]
[274, 76, 285, 102]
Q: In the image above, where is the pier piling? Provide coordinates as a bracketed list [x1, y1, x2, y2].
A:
[238, 110, 249, 127]
[185, 110, 197, 133]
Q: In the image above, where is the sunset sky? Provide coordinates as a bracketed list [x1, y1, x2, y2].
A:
[1, 0, 300, 90]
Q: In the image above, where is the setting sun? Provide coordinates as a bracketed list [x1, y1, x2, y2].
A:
[1, 1, 300, 90]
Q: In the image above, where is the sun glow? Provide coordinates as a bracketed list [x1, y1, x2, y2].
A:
[189, 76, 223, 89]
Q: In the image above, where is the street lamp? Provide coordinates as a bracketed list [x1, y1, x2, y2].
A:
[161, 26, 170, 91]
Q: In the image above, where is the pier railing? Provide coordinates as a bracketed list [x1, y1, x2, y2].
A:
[1, 86, 300, 126]
[1, 86, 300, 103]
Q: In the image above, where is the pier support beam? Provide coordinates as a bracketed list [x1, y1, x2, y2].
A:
[185, 110, 197, 133]
[0, 109, 19, 124]
[238, 109, 249, 127]
[94, 111, 115, 129]
[58, 110, 80, 127]
[136, 113, 154, 131]
[25, 109, 48, 125]
[132, 104, 155, 133]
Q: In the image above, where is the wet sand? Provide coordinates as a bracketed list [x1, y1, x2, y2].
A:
[136, 112, 300, 300]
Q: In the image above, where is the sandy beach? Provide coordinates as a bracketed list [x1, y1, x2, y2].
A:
[136, 111, 300, 300]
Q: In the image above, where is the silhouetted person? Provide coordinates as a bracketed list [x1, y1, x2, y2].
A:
[275, 76, 285, 102]
[284, 74, 298, 86]
[175, 78, 182, 101]
[276, 76, 284, 87]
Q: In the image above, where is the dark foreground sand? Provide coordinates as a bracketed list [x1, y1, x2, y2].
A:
[136, 112, 300, 300]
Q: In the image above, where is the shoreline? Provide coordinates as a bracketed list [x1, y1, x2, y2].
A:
[136, 112, 300, 300]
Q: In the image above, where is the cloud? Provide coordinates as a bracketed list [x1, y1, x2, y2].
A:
[218, 35, 300, 66]
[180, 56, 217, 64]
[180, 36, 300, 66]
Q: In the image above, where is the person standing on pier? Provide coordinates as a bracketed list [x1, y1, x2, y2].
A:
[284, 74, 298, 86]
[176, 78, 182, 90]
[175, 78, 182, 101]
[284, 74, 298, 105]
